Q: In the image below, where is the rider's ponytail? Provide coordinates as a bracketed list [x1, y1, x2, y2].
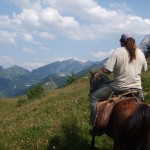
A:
[125, 38, 137, 63]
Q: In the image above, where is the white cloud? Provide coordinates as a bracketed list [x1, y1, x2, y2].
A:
[0, 30, 16, 45]
[40, 7, 79, 30]
[38, 0, 150, 39]
[91, 49, 114, 60]
[0, 16, 11, 28]
[22, 33, 34, 42]
[124, 16, 150, 35]
[0, 0, 149, 43]
[37, 32, 54, 40]
[15, 9, 40, 27]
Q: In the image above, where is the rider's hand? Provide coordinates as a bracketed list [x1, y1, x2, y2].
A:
[94, 72, 101, 80]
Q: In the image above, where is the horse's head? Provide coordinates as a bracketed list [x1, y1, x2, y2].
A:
[89, 70, 110, 95]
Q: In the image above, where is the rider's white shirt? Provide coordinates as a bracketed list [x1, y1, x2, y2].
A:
[104, 47, 147, 90]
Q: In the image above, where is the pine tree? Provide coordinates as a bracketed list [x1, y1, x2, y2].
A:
[66, 72, 76, 85]
[27, 84, 45, 100]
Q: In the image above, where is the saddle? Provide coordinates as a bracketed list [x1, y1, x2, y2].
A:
[94, 96, 118, 128]
[94, 90, 141, 129]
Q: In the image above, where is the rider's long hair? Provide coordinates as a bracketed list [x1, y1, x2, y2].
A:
[125, 38, 137, 63]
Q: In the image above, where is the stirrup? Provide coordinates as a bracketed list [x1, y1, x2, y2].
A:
[89, 128, 103, 136]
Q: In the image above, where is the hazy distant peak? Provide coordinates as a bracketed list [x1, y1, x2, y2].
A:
[58, 57, 87, 63]
[8, 65, 22, 69]
[6, 65, 30, 76]
[139, 34, 150, 52]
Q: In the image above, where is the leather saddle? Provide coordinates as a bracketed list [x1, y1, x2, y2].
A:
[94, 90, 141, 128]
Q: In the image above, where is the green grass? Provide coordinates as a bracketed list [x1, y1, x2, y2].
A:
[0, 77, 113, 150]
[0, 58, 150, 150]
[142, 58, 150, 101]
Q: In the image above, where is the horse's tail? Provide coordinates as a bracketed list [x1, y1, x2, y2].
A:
[121, 104, 150, 148]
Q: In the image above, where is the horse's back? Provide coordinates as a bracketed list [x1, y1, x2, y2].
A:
[107, 97, 150, 149]
[106, 97, 139, 138]
[120, 103, 150, 149]
[114, 97, 138, 122]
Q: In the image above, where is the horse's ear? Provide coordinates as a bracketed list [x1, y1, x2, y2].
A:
[89, 69, 94, 76]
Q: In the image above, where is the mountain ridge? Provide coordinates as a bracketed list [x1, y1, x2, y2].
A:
[139, 34, 150, 52]
[0, 58, 97, 98]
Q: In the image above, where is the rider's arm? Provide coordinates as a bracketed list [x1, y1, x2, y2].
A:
[101, 67, 111, 74]
[102, 50, 117, 74]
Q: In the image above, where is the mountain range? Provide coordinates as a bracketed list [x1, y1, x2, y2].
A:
[0, 58, 105, 98]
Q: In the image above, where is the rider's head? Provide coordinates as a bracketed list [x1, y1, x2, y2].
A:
[120, 33, 137, 62]
[120, 33, 135, 45]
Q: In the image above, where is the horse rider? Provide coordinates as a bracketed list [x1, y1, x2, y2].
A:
[89, 33, 147, 136]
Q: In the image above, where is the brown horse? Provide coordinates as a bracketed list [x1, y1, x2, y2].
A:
[89, 70, 150, 150]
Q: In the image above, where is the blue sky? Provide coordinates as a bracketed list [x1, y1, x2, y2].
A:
[0, 0, 150, 70]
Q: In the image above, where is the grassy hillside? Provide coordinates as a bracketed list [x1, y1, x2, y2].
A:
[0, 59, 150, 150]
[0, 76, 113, 150]
[141, 57, 150, 101]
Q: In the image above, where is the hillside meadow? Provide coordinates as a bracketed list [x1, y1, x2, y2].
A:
[0, 59, 150, 150]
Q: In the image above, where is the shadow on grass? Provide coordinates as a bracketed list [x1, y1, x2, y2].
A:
[46, 116, 101, 150]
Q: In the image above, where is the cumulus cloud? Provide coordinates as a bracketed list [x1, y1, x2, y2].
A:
[39, 0, 150, 39]
[22, 33, 34, 42]
[14, 9, 40, 28]
[0, 30, 16, 45]
[91, 49, 114, 60]
[1, 0, 150, 43]
[37, 32, 54, 40]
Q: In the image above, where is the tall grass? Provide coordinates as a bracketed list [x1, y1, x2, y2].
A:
[0, 77, 113, 150]
[142, 58, 150, 102]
